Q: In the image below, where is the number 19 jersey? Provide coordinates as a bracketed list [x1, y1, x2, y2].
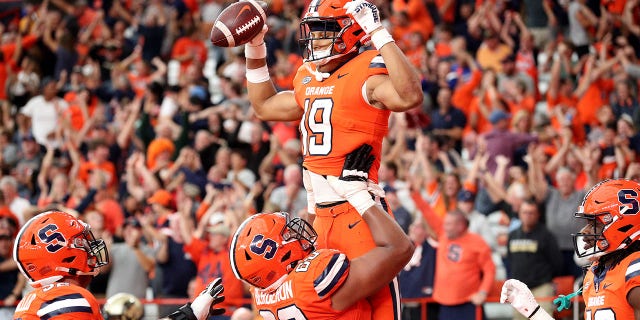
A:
[293, 50, 390, 185]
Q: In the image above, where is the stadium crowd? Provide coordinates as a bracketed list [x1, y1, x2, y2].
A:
[0, 0, 640, 318]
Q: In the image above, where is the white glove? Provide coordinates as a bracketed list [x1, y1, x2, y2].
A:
[367, 180, 385, 198]
[343, 0, 382, 35]
[326, 144, 376, 215]
[191, 277, 225, 320]
[501, 279, 553, 320]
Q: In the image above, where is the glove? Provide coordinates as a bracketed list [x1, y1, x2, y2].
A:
[326, 144, 376, 214]
[191, 277, 226, 319]
[343, 0, 382, 35]
[500, 279, 553, 320]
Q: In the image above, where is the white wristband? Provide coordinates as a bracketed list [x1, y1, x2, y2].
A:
[371, 28, 394, 50]
[246, 65, 270, 83]
[348, 189, 376, 215]
[245, 42, 267, 59]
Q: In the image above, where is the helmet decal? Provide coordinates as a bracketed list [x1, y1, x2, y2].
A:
[38, 224, 66, 253]
[250, 235, 278, 260]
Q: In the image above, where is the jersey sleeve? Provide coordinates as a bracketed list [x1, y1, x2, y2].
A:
[367, 54, 389, 77]
[39, 287, 102, 320]
[308, 249, 350, 299]
[624, 257, 640, 295]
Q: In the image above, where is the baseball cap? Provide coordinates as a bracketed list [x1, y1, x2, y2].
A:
[501, 53, 516, 63]
[489, 110, 511, 124]
[124, 217, 142, 229]
[148, 189, 173, 208]
[21, 133, 36, 142]
[206, 224, 230, 237]
[383, 185, 397, 193]
[457, 189, 476, 202]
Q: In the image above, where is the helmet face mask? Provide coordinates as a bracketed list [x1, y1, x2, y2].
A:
[14, 211, 110, 286]
[299, 0, 367, 65]
[230, 212, 317, 289]
[573, 179, 640, 259]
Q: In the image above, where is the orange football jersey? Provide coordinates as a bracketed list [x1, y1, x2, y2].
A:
[253, 249, 372, 319]
[293, 50, 390, 183]
[13, 282, 103, 320]
[582, 251, 640, 320]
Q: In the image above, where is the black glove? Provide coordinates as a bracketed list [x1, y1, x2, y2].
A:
[166, 278, 225, 320]
[338, 144, 375, 182]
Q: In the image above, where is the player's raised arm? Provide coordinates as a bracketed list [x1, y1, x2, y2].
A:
[325, 144, 415, 310]
[244, 27, 303, 122]
[343, 0, 423, 112]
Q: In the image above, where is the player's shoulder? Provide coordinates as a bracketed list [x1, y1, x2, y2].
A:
[293, 249, 350, 298]
[617, 251, 640, 282]
[29, 283, 100, 319]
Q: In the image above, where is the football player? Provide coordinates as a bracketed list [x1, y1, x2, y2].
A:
[501, 179, 640, 320]
[229, 144, 414, 319]
[12, 210, 225, 320]
[244, 0, 422, 317]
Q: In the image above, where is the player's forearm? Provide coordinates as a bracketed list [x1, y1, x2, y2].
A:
[377, 42, 423, 111]
[361, 204, 414, 262]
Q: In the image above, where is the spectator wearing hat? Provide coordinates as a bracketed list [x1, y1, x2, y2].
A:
[179, 208, 246, 320]
[14, 132, 42, 198]
[506, 199, 563, 320]
[497, 53, 535, 102]
[20, 78, 69, 148]
[482, 109, 537, 177]
[105, 217, 155, 299]
[384, 184, 412, 234]
[456, 189, 497, 250]
[146, 137, 176, 172]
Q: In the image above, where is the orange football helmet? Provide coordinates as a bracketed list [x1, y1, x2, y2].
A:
[574, 179, 640, 258]
[14, 210, 109, 286]
[299, 0, 367, 65]
[230, 212, 317, 289]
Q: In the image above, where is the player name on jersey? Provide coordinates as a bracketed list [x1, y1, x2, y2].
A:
[587, 295, 605, 307]
[305, 86, 335, 96]
[254, 280, 294, 305]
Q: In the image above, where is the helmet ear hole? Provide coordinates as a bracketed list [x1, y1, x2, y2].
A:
[281, 250, 291, 262]
[62, 256, 76, 263]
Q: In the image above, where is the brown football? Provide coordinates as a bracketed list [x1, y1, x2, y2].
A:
[210, 0, 267, 48]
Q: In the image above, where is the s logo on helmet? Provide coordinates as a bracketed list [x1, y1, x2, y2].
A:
[38, 224, 66, 253]
[618, 189, 639, 215]
[250, 234, 278, 259]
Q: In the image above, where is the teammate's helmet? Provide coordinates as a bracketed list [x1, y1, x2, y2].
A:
[574, 179, 640, 258]
[14, 211, 109, 286]
[230, 212, 317, 289]
[299, 0, 367, 64]
[103, 293, 144, 320]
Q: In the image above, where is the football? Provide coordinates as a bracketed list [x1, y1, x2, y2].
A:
[210, 0, 267, 48]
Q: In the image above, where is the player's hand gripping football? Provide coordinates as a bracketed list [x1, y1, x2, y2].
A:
[501, 279, 553, 320]
[167, 278, 225, 320]
[343, 0, 383, 35]
[326, 144, 376, 214]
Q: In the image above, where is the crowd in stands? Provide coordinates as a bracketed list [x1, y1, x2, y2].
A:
[0, 0, 640, 318]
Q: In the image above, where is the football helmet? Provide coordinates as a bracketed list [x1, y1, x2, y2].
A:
[230, 212, 317, 290]
[299, 0, 367, 65]
[574, 179, 640, 258]
[13, 210, 109, 286]
[103, 293, 144, 320]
